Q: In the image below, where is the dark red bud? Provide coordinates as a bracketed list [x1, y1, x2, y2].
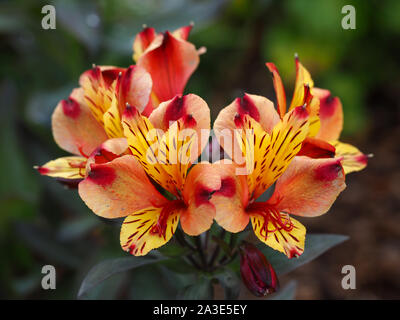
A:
[239, 242, 279, 297]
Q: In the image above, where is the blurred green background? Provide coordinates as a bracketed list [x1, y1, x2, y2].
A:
[1, 0, 399, 299]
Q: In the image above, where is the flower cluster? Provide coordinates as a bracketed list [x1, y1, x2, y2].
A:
[36, 25, 369, 260]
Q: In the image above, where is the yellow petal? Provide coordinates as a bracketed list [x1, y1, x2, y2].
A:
[289, 57, 314, 111]
[237, 106, 310, 199]
[103, 94, 124, 139]
[331, 140, 369, 174]
[36, 156, 86, 180]
[120, 204, 182, 256]
[251, 211, 306, 258]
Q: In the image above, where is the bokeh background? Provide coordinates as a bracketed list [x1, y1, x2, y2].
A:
[1, 0, 399, 299]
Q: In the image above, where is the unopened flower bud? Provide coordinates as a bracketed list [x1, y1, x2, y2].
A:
[239, 242, 279, 297]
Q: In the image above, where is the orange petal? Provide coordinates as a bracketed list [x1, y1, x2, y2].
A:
[267, 156, 346, 217]
[52, 88, 108, 156]
[120, 201, 183, 256]
[137, 31, 199, 104]
[314, 88, 343, 141]
[78, 155, 167, 219]
[209, 162, 250, 233]
[181, 162, 222, 236]
[149, 94, 210, 161]
[266, 62, 287, 118]
[132, 27, 157, 62]
[116, 65, 152, 114]
[297, 137, 336, 158]
[214, 93, 280, 160]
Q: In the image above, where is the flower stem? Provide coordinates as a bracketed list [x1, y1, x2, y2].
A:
[195, 236, 207, 269]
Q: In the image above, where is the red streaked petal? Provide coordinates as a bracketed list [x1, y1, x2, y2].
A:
[240, 106, 310, 200]
[52, 88, 108, 156]
[266, 62, 287, 118]
[120, 202, 183, 256]
[314, 88, 344, 141]
[249, 210, 306, 258]
[78, 155, 167, 219]
[267, 156, 346, 217]
[137, 31, 200, 104]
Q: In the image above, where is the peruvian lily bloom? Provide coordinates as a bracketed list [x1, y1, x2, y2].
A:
[35, 65, 152, 185]
[212, 98, 346, 258]
[266, 56, 370, 174]
[133, 24, 204, 109]
[78, 94, 222, 256]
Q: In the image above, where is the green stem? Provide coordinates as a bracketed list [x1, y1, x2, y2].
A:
[195, 236, 207, 269]
[208, 229, 225, 270]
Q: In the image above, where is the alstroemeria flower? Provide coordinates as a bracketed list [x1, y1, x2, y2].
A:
[212, 102, 346, 258]
[78, 94, 221, 256]
[266, 57, 370, 174]
[133, 24, 203, 109]
[36, 65, 152, 184]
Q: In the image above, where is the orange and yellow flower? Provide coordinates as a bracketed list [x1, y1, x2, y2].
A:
[35, 65, 150, 184]
[266, 56, 370, 174]
[36, 25, 203, 185]
[78, 94, 222, 256]
[212, 94, 346, 258]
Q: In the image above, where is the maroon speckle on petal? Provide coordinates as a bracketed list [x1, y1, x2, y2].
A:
[62, 98, 81, 119]
[319, 94, 339, 118]
[195, 185, 214, 207]
[184, 114, 197, 128]
[215, 177, 236, 197]
[237, 94, 260, 122]
[37, 166, 50, 175]
[164, 95, 186, 126]
[355, 154, 369, 165]
[93, 147, 119, 164]
[315, 161, 342, 182]
[102, 68, 125, 88]
[293, 105, 309, 120]
[88, 165, 116, 186]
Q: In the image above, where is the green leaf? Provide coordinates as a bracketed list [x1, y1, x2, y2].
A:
[58, 216, 99, 242]
[268, 281, 297, 300]
[157, 242, 190, 258]
[215, 268, 240, 300]
[78, 256, 165, 299]
[177, 275, 213, 300]
[160, 257, 196, 274]
[259, 234, 348, 275]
